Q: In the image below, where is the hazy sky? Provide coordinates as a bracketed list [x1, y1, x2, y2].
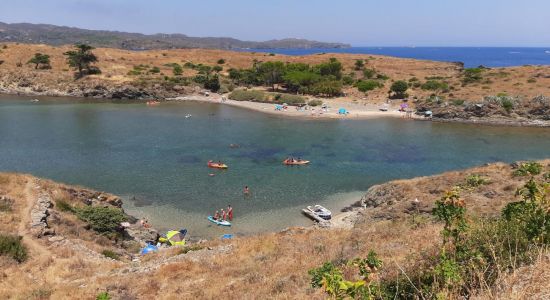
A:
[1, 0, 549, 46]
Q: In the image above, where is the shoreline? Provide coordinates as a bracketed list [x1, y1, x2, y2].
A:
[3, 90, 548, 127]
[166, 94, 407, 120]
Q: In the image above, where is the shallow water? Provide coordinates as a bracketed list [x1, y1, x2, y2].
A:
[1, 95, 549, 238]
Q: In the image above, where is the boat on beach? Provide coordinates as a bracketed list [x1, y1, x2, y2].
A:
[208, 160, 228, 169]
[207, 216, 231, 226]
[304, 205, 332, 220]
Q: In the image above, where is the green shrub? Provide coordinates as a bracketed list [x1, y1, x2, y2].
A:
[149, 66, 160, 74]
[501, 98, 514, 112]
[217, 59, 225, 64]
[274, 93, 305, 105]
[527, 78, 536, 83]
[464, 174, 488, 188]
[463, 68, 483, 84]
[451, 99, 465, 106]
[101, 249, 120, 260]
[309, 261, 339, 288]
[173, 64, 183, 76]
[390, 80, 408, 98]
[212, 65, 223, 73]
[76, 206, 127, 234]
[0, 234, 27, 263]
[96, 292, 111, 300]
[355, 80, 382, 92]
[342, 75, 354, 86]
[421, 80, 449, 91]
[55, 199, 75, 213]
[229, 90, 266, 102]
[308, 99, 323, 107]
[0, 197, 13, 212]
[513, 161, 543, 176]
[363, 68, 376, 79]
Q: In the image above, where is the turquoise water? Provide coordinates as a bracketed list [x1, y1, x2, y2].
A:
[1, 95, 550, 237]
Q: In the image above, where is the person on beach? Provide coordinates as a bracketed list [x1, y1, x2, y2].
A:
[227, 205, 233, 221]
[214, 210, 220, 220]
[243, 186, 250, 196]
[221, 209, 227, 221]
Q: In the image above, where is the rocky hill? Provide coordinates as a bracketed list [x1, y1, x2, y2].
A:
[0, 160, 548, 298]
[0, 22, 350, 50]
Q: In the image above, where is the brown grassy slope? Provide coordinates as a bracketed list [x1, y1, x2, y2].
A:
[0, 160, 548, 299]
[0, 43, 549, 103]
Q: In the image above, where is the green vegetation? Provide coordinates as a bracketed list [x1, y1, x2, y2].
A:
[63, 43, 100, 78]
[0, 234, 28, 263]
[96, 292, 111, 300]
[513, 161, 543, 177]
[101, 249, 120, 260]
[527, 78, 536, 83]
[55, 199, 75, 213]
[217, 59, 225, 64]
[307, 99, 323, 107]
[354, 59, 365, 70]
[462, 68, 483, 84]
[390, 80, 408, 99]
[76, 206, 127, 235]
[464, 174, 489, 188]
[451, 99, 465, 106]
[309, 251, 384, 299]
[228, 90, 305, 105]
[0, 197, 13, 212]
[172, 64, 183, 76]
[363, 68, 376, 79]
[226, 58, 344, 97]
[149, 66, 160, 74]
[355, 80, 383, 93]
[310, 176, 550, 299]
[421, 80, 448, 91]
[27, 53, 51, 69]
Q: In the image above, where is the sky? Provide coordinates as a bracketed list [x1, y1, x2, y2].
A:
[1, 0, 549, 47]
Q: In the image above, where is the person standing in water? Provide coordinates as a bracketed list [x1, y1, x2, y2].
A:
[221, 208, 227, 221]
[243, 186, 250, 196]
[227, 205, 233, 221]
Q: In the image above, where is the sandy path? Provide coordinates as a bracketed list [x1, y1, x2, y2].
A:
[17, 179, 50, 257]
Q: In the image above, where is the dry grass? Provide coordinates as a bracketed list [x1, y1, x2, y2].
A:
[0, 159, 548, 298]
[0, 43, 548, 105]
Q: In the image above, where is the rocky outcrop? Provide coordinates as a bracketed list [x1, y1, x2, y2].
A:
[30, 193, 54, 237]
[63, 187, 123, 208]
[124, 226, 159, 247]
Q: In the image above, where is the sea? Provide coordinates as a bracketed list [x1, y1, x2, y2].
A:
[239, 47, 550, 68]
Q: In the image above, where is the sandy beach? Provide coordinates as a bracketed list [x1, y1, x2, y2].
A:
[166, 93, 409, 120]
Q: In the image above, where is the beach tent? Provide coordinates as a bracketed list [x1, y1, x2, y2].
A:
[140, 243, 158, 255]
[161, 229, 187, 246]
[275, 104, 283, 111]
[338, 108, 348, 115]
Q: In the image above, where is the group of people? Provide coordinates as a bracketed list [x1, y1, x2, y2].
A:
[213, 205, 234, 221]
[284, 156, 303, 163]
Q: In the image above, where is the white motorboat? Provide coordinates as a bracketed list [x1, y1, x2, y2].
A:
[306, 205, 332, 220]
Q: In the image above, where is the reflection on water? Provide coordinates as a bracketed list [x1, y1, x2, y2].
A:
[1, 95, 550, 237]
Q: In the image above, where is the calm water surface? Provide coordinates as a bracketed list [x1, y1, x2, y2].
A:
[243, 47, 550, 68]
[1, 95, 549, 237]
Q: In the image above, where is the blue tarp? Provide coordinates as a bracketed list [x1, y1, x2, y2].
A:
[141, 243, 158, 255]
[338, 108, 348, 114]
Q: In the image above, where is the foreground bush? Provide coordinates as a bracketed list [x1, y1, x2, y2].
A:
[513, 161, 542, 176]
[309, 177, 550, 299]
[76, 206, 127, 235]
[0, 234, 28, 263]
